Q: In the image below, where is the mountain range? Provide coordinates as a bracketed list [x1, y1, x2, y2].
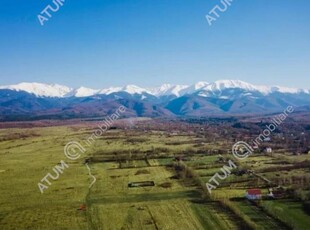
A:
[0, 80, 309, 121]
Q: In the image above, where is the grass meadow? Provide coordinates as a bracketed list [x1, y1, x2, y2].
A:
[0, 124, 309, 229]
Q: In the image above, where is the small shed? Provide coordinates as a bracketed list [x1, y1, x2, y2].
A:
[246, 189, 262, 200]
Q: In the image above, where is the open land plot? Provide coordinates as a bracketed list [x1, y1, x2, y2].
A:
[0, 126, 239, 229]
[231, 200, 290, 229]
[0, 126, 91, 230]
[262, 199, 310, 230]
[86, 159, 244, 229]
[0, 123, 310, 230]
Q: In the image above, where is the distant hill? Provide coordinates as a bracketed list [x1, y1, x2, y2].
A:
[0, 80, 309, 121]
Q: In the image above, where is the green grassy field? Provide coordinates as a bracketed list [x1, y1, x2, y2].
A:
[262, 200, 310, 230]
[0, 125, 309, 229]
[0, 126, 90, 230]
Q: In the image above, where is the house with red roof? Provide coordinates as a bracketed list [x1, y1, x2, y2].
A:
[245, 189, 262, 200]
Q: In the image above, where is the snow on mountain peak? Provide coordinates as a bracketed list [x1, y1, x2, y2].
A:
[121, 85, 151, 94]
[0, 80, 308, 98]
[66, 87, 99, 97]
[198, 80, 270, 95]
[180, 81, 209, 95]
[212, 80, 256, 90]
[97, 86, 122, 95]
[149, 84, 188, 97]
[193, 81, 209, 89]
[270, 86, 308, 94]
[0, 82, 72, 97]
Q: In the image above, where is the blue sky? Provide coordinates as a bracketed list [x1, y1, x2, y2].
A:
[0, 0, 309, 88]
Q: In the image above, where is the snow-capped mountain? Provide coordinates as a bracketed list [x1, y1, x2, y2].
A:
[0, 82, 72, 97]
[97, 86, 123, 95]
[1, 80, 308, 98]
[0, 80, 310, 98]
[120, 85, 151, 95]
[270, 86, 309, 94]
[1, 80, 310, 120]
[202, 80, 266, 93]
[200, 80, 310, 95]
[65, 87, 99, 97]
[179, 81, 209, 95]
[149, 84, 189, 97]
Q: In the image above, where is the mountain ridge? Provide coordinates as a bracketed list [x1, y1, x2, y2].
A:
[1, 80, 309, 98]
[1, 80, 310, 120]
